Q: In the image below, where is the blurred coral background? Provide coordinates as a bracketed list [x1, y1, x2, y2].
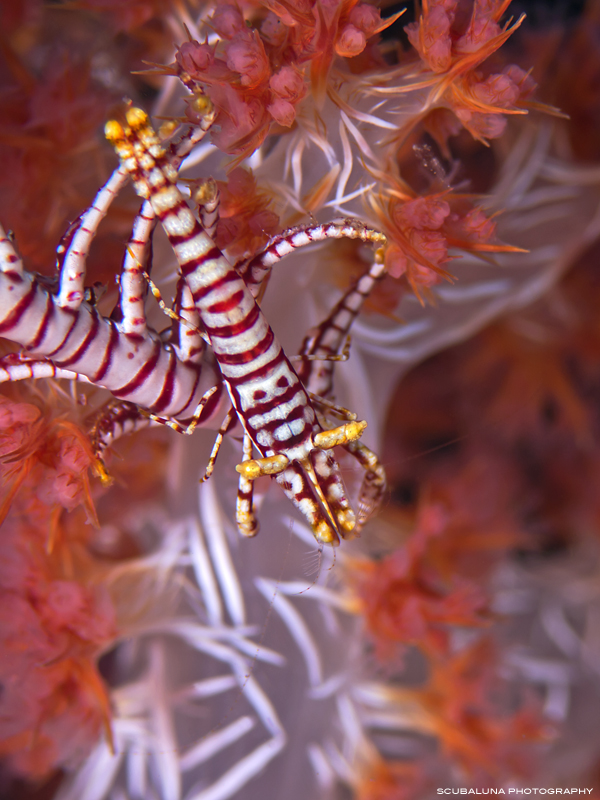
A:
[2, 0, 600, 798]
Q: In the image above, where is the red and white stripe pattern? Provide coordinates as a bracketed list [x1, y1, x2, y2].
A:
[237, 220, 386, 298]
[296, 253, 389, 530]
[0, 224, 224, 424]
[0, 104, 229, 442]
[106, 107, 367, 545]
[297, 250, 388, 398]
[238, 226, 389, 531]
[55, 117, 216, 311]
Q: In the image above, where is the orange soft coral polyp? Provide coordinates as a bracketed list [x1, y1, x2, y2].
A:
[396, 0, 555, 151]
[174, 0, 399, 153]
[0, 392, 116, 780]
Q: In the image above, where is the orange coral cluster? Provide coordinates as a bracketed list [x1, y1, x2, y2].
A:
[371, 190, 521, 302]
[357, 759, 425, 800]
[346, 450, 543, 785]
[213, 166, 280, 258]
[385, 236, 600, 557]
[403, 0, 540, 148]
[350, 502, 490, 660]
[358, 247, 600, 662]
[414, 639, 549, 779]
[174, 0, 397, 154]
[345, 236, 600, 796]
[164, 0, 553, 312]
[0, 45, 114, 272]
[0, 395, 115, 780]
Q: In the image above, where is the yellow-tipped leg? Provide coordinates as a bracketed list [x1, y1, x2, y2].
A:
[104, 119, 125, 143]
[313, 420, 367, 450]
[313, 519, 339, 545]
[126, 107, 148, 129]
[92, 457, 113, 487]
[236, 433, 259, 537]
[343, 439, 387, 532]
[336, 507, 357, 534]
[235, 453, 290, 480]
[193, 178, 218, 207]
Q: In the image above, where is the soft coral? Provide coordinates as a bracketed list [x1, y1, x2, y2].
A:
[402, 0, 545, 149]
[175, 0, 397, 155]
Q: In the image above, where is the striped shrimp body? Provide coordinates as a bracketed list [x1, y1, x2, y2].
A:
[240, 221, 390, 530]
[106, 108, 367, 545]
[0, 102, 228, 451]
[0, 228, 224, 425]
[233, 220, 390, 530]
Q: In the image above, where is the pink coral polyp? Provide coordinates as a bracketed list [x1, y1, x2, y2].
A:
[472, 72, 521, 109]
[269, 66, 306, 102]
[42, 581, 115, 643]
[455, 107, 507, 139]
[410, 230, 449, 269]
[457, 207, 497, 242]
[261, 12, 288, 46]
[268, 98, 297, 126]
[406, 6, 454, 73]
[349, 3, 382, 37]
[177, 40, 217, 75]
[456, 13, 501, 54]
[385, 244, 409, 279]
[0, 398, 40, 428]
[209, 85, 270, 152]
[225, 31, 270, 88]
[396, 197, 451, 231]
[336, 24, 367, 57]
[211, 4, 245, 38]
